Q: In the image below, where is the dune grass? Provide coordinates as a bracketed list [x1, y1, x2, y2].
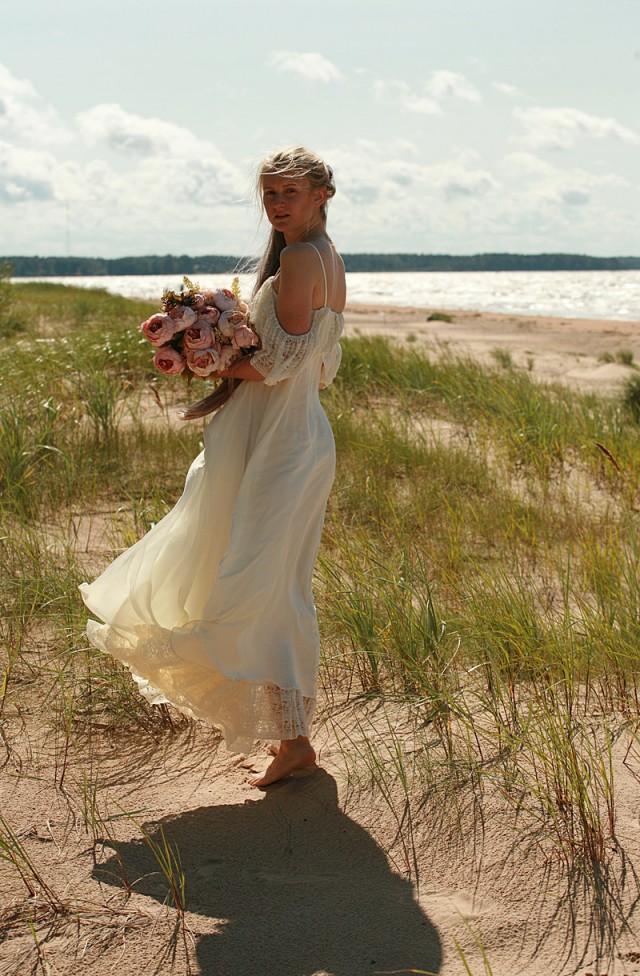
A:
[1, 280, 639, 969]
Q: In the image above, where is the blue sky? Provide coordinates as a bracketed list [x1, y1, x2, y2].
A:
[1, 0, 639, 257]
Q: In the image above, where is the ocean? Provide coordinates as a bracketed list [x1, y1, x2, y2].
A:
[12, 270, 640, 321]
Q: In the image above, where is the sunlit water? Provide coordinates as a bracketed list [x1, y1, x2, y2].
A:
[12, 270, 640, 321]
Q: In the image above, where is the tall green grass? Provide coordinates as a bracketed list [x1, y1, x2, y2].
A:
[339, 334, 640, 487]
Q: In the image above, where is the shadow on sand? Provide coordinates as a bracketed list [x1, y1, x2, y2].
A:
[95, 767, 442, 976]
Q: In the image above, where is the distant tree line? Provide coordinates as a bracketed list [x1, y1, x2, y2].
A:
[3, 252, 640, 276]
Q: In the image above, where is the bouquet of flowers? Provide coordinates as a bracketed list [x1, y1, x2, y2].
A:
[139, 275, 260, 378]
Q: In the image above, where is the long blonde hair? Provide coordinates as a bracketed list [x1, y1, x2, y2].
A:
[181, 145, 336, 421]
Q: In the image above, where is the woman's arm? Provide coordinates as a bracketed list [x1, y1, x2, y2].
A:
[216, 355, 265, 381]
[274, 245, 316, 334]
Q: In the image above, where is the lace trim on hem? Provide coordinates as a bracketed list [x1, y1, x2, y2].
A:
[84, 618, 316, 752]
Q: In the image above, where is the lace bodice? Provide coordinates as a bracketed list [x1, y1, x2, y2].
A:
[248, 276, 344, 388]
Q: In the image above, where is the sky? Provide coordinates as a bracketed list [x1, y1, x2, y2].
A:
[1, 0, 639, 258]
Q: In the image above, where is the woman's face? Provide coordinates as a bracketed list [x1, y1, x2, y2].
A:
[261, 174, 325, 234]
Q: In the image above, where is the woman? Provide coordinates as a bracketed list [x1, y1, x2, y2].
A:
[78, 146, 346, 788]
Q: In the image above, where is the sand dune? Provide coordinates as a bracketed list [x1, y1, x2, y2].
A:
[345, 301, 640, 396]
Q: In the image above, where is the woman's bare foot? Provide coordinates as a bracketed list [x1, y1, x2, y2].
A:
[249, 737, 317, 787]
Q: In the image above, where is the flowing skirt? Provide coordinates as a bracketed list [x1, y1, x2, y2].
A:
[78, 379, 336, 753]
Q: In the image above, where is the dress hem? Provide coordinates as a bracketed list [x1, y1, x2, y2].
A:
[79, 598, 316, 754]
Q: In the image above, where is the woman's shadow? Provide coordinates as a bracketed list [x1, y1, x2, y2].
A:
[95, 767, 442, 976]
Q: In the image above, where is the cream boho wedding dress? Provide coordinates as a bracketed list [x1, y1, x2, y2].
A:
[78, 242, 344, 754]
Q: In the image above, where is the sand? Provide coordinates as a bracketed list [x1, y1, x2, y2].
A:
[2, 690, 638, 976]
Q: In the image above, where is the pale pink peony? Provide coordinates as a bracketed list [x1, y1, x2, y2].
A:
[140, 313, 176, 345]
[153, 345, 186, 374]
[196, 306, 221, 327]
[209, 287, 238, 312]
[233, 324, 259, 348]
[185, 346, 222, 377]
[216, 344, 237, 370]
[183, 322, 215, 350]
[167, 305, 197, 331]
[218, 307, 248, 337]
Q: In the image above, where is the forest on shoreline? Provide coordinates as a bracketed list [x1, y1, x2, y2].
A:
[3, 251, 640, 276]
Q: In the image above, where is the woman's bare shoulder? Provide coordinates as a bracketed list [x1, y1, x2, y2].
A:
[280, 242, 318, 264]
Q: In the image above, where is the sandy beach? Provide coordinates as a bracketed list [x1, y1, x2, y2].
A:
[343, 301, 640, 397]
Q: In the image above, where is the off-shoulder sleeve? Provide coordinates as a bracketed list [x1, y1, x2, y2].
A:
[250, 327, 314, 386]
[319, 341, 343, 390]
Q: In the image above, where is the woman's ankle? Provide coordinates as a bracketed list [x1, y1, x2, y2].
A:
[280, 735, 312, 751]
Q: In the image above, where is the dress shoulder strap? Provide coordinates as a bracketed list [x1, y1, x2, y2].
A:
[306, 241, 328, 308]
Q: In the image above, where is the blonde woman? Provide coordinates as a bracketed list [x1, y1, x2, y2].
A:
[78, 146, 345, 788]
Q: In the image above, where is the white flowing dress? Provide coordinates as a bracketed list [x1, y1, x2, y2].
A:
[78, 242, 344, 754]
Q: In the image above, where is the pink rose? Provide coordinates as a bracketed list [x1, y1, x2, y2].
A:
[191, 293, 207, 310]
[196, 306, 220, 327]
[185, 346, 222, 377]
[218, 307, 248, 337]
[167, 305, 197, 331]
[140, 313, 176, 345]
[233, 324, 258, 348]
[183, 322, 215, 350]
[153, 345, 186, 375]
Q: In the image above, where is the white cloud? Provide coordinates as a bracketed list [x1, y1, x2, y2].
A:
[373, 80, 441, 115]
[561, 189, 590, 206]
[0, 62, 37, 102]
[77, 103, 176, 156]
[0, 62, 70, 145]
[77, 103, 225, 162]
[329, 146, 498, 212]
[75, 103, 245, 203]
[492, 81, 522, 98]
[423, 155, 497, 199]
[0, 83, 252, 253]
[373, 69, 481, 115]
[388, 138, 420, 156]
[0, 140, 57, 203]
[426, 70, 481, 103]
[321, 140, 640, 253]
[513, 105, 640, 150]
[502, 150, 628, 210]
[265, 51, 344, 82]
